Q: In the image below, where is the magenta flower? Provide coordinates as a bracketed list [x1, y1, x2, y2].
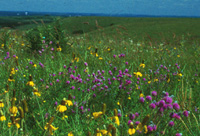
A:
[168, 121, 174, 127]
[139, 97, 145, 103]
[135, 121, 140, 125]
[151, 91, 157, 96]
[183, 110, 189, 117]
[129, 114, 135, 120]
[146, 95, 152, 101]
[176, 133, 182, 136]
[173, 102, 180, 111]
[149, 103, 156, 109]
[71, 86, 75, 90]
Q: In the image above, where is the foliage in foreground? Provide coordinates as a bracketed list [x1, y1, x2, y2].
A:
[0, 20, 200, 136]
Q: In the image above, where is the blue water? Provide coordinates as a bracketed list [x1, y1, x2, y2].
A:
[0, 11, 200, 18]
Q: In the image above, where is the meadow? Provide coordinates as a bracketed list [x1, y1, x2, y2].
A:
[0, 16, 200, 136]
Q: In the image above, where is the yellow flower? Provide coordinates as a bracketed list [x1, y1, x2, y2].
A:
[97, 132, 102, 136]
[174, 47, 176, 50]
[26, 81, 34, 87]
[33, 87, 41, 97]
[62, 115, 68, 120]
[10, 68, 15, 75]
[21, 43, 25, 46]
[8, 118, 20, 128]
[117, 101, 120, 105]
[177, 54, 180, 57]
[154, 78, 158, 82]
[44, 123, 58, 135]
[9, 106, 18, 116]
[99, 130, 112, 136]
[140, 63, 145, 68]
[1, 44, 4, 48]
[112, 116, 120, 126]
[178, 73, 182, 77]
[64, 100, 73, 106]
[139, 93, 144, 98]
[0, 101, 4, 108]
[99, 57, 103, 60]
[134, 72, 142, 78]
[56, 105, 67, 113]
[57, 47, 62, 52]
[0, 115, 6, 121]
[128, 128, 136, 135]
[93, 111, 103, 119]
[128, 96, 131, 100]
[8, 78, 15, 82]
[33, 64, 37, 68]
[68, 132, 74, 136]
[148, 81, 151, 84]
[16, 56, 18, 59]
[87, 46, 91, 50]
[96, 53, 99, 57]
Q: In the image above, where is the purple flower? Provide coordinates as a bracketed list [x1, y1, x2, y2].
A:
[147, 126, 153, 132]
[151, 91, 157, 96]
[173, 102, 180, 111]
[139, 97, 145, 103]
[125, 62, 128, 65]
[183, 110, 189, 117]
[49, 82, 53, 86]
[146, 95, 152, 101]
[135, 121, 140, 125]
[129, 114, 135, 120]
[66, 81, 70, 84]
[55, 101, 58, 106]
[176, 133, 182, 136]
[128, 120, 132, 125]
[168, 121, 174, 127]
[71, 86, 75, 90]
[135, 112, 139, 117]
[149, 103, 156, 109]
[93, 94, 96, 97]
[56, 79, 59, 82]
[158, 100, 165, 107]
[113, 54, 116, 58]
[84, 62, 88, 66]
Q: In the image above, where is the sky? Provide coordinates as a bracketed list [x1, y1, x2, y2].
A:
[0, 0, 199, 16]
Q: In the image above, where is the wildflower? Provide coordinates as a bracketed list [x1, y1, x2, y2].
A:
[68, 132, 74, 136]
[151, 91, 157, 96]
[33, 64, 37, 68]
[176, 133, 182, 136]
[64, 100, 73, 106]
[9, 106, 18, 116]
[177, 54, 180, 57]
[168, 121, 174, 127]
[139, 97, 145, 103]
[183, 110, 189, 117]
[134, 71, 142, 78]
[109, 109, 120, 126]
[26, 81, 34, 87]
[8, 117, 20, 128]
[99, 57, 103, 60]
[62, 115, 68, 120]
[0, 115, 6, 121]
[139, 93, 144, 98]
[57, 46, 62, 52]
[93, 111, 103, 119]
[128, 123, 136, 135]
[0, 101, 4, 108]
[33, 87, 41, 97]
[140, 63, 145, 68]
[173, 102, 180, 111]
[146, 96, 152, 101]
[44, 116, 58, 135]
[99, 129, 112, 136]
[56, 99, 67, 113]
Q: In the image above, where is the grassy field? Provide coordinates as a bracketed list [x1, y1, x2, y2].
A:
[0, 16, 200, 136]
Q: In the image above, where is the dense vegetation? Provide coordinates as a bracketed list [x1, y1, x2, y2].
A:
[0, 16, 200, 136]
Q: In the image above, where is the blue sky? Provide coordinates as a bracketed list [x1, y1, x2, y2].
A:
[0, 0, 199, 16]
